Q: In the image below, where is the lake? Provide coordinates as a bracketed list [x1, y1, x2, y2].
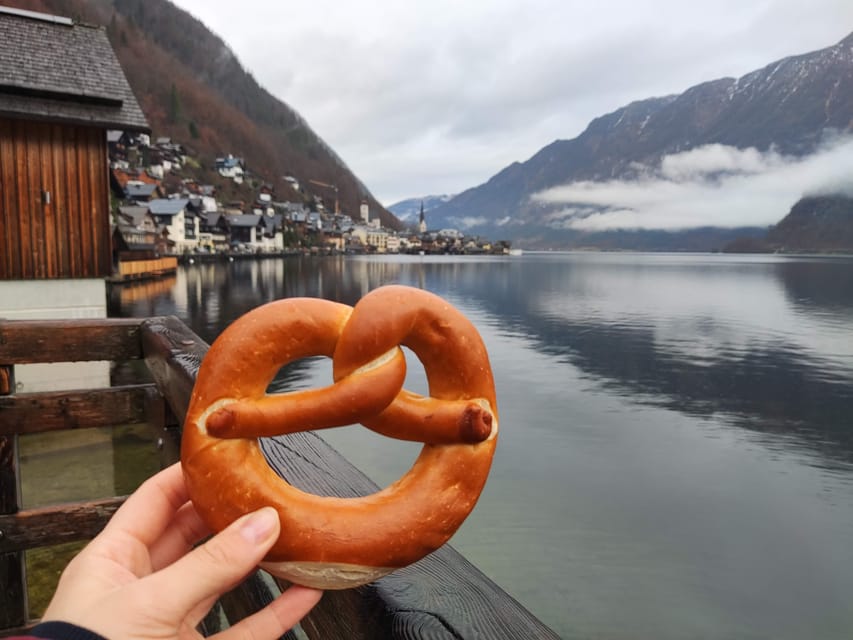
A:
[110, 252, 853, 640]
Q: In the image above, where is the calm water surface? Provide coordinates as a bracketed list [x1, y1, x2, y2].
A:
[111, 253, 853, 640]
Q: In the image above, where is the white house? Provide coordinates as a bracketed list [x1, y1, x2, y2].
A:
[149, 198, 198, 252]
[216, 154, 244, 183]
[352, 225, 390, 253]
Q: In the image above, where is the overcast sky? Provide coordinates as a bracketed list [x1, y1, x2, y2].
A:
[171, 0, 853, 208]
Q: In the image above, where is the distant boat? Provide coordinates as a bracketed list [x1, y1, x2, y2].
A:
[509, 248, 523, 256]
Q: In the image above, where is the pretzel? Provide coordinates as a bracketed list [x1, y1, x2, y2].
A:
[181, 285, 498, 589]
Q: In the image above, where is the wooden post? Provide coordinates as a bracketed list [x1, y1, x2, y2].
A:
[0, 364, 27, 628]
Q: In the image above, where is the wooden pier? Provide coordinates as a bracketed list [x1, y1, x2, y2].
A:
[0, 316, 559, 638]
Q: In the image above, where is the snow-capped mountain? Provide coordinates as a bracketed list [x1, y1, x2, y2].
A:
[428, 31, 853, 249]
[387, 194, 455, 225]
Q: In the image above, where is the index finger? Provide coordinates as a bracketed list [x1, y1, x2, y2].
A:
[103, 463, 190, 547]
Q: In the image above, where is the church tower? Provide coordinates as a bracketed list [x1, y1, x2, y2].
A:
[418, 201, 427, 234]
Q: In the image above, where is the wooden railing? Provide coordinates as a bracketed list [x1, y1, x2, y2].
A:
[0, 316, 559, 639]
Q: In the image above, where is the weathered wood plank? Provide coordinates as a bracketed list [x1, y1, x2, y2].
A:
[28, 122, 46, 280]
[0, 433, 27, 628]
[94, 133, 111, 278]
[262, 433, 561, 640]
[0, 367, 12, 396]
[12, 120, 32, 279]
[39, 123, 56, 279]
[0, 384, 158, 436]
[63, 126, 81, 276]
[0, 119, 20, 279]
[50, 124, 69, 278]
[0, 497, 125, 554]
[217, 575, 303, 640]
[140, 316, 206, 425]
[0, 318, 143, 364]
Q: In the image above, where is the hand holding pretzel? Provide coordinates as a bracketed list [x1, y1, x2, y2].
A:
[181, 285, 498, 589]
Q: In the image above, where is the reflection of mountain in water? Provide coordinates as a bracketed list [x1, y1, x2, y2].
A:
[406, 256, 853, 469]
[520, 314, 853, 467]
[777, 259, 853, 315]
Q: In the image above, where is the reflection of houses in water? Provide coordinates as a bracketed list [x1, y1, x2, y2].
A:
[114, 276, 177, 304]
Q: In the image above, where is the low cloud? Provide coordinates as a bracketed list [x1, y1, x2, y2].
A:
[449, 216, 491, 230]
[533, 138, 853, 231]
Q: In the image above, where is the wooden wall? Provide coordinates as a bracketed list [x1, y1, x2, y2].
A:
[0, 119, 111, 280]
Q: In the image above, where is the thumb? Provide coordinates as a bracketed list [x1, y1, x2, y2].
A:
[148, 506, 281, 617]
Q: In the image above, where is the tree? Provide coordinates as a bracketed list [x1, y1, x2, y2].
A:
[169, 83, 181, 124]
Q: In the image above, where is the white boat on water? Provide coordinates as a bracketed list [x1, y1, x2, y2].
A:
[508, 248, 523, 256]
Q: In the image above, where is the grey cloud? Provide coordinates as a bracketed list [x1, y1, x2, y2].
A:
[534, 138, 853, 231]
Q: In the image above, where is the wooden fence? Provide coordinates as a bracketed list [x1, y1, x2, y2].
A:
[0, 316, 559, 638]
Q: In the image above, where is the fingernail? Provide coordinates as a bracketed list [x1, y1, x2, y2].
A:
[239, 507, 279, 544]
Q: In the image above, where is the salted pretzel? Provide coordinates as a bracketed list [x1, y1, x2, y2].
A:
[181, 285, 498, 589]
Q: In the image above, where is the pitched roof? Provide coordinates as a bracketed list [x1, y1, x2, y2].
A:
[149, 198, 190, 216]
[118, 205, 152, 227]
[125, 183, 159, 198]
[0, 8, 149, 131]
[112, 168, 160, 188]
[226, 214, 262, 227]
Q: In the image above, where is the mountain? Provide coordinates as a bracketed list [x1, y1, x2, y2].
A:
[767, 194, 853, 252]
[428, 32, 853, 249]
[5, 0, 403, 229]
[387, 194, 455, 226]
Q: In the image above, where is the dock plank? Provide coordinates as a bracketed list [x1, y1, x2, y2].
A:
[0, 497, 124, 554]
[0, 318, 143, 364]
[0, 384, 160, 435]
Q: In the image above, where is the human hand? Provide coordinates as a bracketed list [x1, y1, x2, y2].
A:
[40, 463, 323, 639]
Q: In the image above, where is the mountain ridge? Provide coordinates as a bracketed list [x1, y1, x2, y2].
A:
[427, 31, 853, 249]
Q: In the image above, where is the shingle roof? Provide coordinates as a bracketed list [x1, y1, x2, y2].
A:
[118, 205, 151, 227]
[125, 183, 158, 198]
[226, 214, 262, 228]
[149, 198, 189, 216]
[0, 8, 149, 131]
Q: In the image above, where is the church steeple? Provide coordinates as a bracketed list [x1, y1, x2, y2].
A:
[418, 200, 427, 233]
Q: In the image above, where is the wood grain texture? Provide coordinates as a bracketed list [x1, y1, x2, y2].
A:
[0, 120, 20, 278]
[0, 383, 157, 435]
[262, 433, 561, 640]
[140, 316, 206, 425]
[0, 367, 11, 396]
[0, 318, 143, 364]
[0, 497, 125, 554]
[0, 434, 27, 628]
[0, 119, 110, 280]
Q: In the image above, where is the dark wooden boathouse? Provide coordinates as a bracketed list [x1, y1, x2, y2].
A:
[0, 6, 149, 282]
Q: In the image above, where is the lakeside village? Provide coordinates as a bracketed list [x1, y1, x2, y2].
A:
[110, 132, 512, 278]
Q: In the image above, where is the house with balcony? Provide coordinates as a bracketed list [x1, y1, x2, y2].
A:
[148, 198, 198, 253]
